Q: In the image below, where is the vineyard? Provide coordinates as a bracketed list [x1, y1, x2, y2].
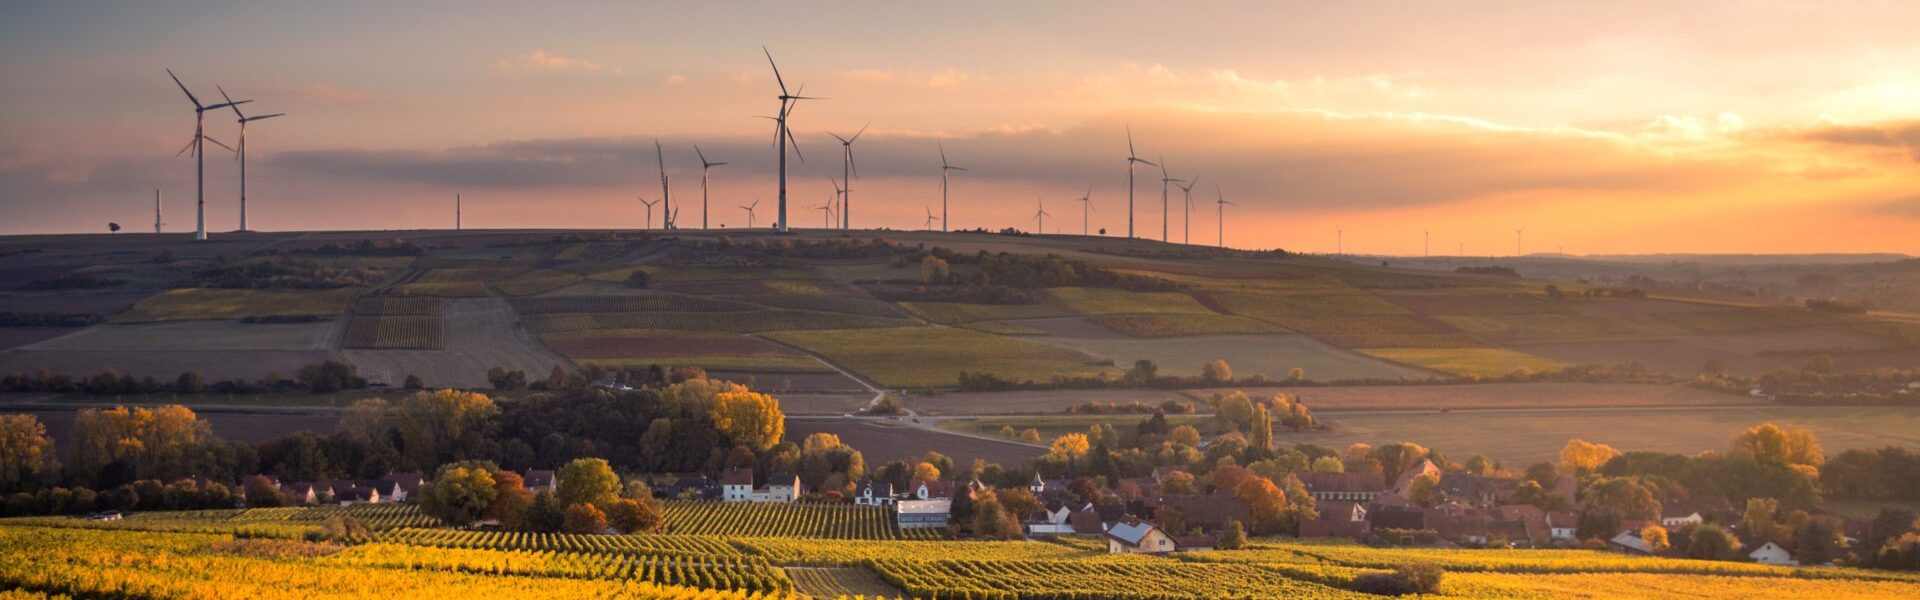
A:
[345, 315, 445, 349]
[523, 310, 912, 335]
[356, 296, 446, 316]
[659, 501, 943, 540]
[511, 294, 752, 314]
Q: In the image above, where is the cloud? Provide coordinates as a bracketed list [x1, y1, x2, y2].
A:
[495, 50, 613, 74]
[1870, 194, 1920, 219]
[1794, 120, 1920, 161]
[664, 74, 687, 85]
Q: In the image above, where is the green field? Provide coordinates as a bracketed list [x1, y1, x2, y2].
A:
[1209, 290, 1412, 319]
[114, 288, 364, 322]
[1357, 347, 1564, 378]
[1088, 313, 1285, 337]
[1044, 287, 1215, 316]
[1436, 313, 1648, 343]
[766, 326, 1115, 388]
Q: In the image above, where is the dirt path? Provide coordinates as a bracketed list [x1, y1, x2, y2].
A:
[785, 566, 904, 599]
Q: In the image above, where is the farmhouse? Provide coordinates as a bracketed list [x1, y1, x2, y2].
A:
[1026, 502, 1076, 535]
[1659, 497, 1735, 528]
[524, 470, 557, 494]
[1391, 459, 1443, 497]
[1105, 518, 1178, 554]
[1546, 511, 1579, 541]
[280, 483, 318, 505]
[1748, 541, 1798, 566]
[907, 479, 954, 500]
[1436, 474, 1518, 509]
[1298, 471, 1386, 502]
[1300, 500, 1370, 538]
[721, 468, 800, 503]
[853, 480, 895, 506]
[378, 472, 422, 503]
[897, 498, 952, 529]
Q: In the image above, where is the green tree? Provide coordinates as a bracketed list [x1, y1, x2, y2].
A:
[557, 457, 621, 510]
[0, 414, 55, 491]
[524, 490, 564, 532]
[1215, 391, 1255, 432]
[921, 255, 950, 283]
[1686, 524, 1742, 560]
[1218, 519, 1248, 550]
[420, 464, 499, 526]
[1310, 456, 1345, 473]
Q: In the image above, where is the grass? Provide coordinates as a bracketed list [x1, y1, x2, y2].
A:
[1029, 333, 1431, 381]
[1357, 347, 1564, 378]
[765, 326, 1115, 388]
[1043, 287, 1215, 316]
[1653, 307, 1862, 333]
[962, 320, 1051, 335]
[114, 288, 363, 322]
[717, 294, 906, 318]
[936, 414, 1219, 439]
[1088, 313, 1284, 337]
[898, 301, 1075, 324]
[539, 328, 832, 372]
[1436, 313, 1648, 343]
[509, 294, 750, 314]
[1209, 290, 1411, 319]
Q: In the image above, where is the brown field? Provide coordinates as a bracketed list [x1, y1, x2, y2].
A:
[344, 297, 568, 388]
[760, 392, 875, 415]
[1005, 317, 1130, 338]
[1029, 333, 1433, 381]
[18, 320, 339, 352]
[784, 418, 1042, 466]
[114, 288, 363, 322]
[344, 316, 444, 350]
[905, 388, 1203, 416]
[1378, 288, 1567, 315]
[708, 370, 870, 395]
[718, 294, 908, 318]
[1519, 327, 1902, 377]
[540, 329, 833, 374]
[1087, 313, 1285, 337]
[23, 409, 341, 454]
[355, 296, 446, 316]
[0, 327, 82, 351]
[510, 294, 749, 314]
[0, 349, 336, 382]
[905, 382, 1746, 416]
[488, 268, 583, 296]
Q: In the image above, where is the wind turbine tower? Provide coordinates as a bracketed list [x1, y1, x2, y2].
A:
[1515, 228, 1525, 257]
[655, 139, 673, 229]
[762, 47, 820, 233]
[1125, 127, 1156, 240]
[741, 199, 760, 228]
[639, 196, 660, 229]
[165, 69, 248, 241]
[828, 124, 866, 230]
[1033, 197, 1051, 234]
[154, 190, 164, 234]
[694, 145, 726, 230]
[456, 194, 462, 230]
[1157, 156, 1183, 243]
[938, 142, 965, 232]
[1175, 175, 1200, 245]
[1076, 187, 1093, 235]
[1215, 187, 1234, 248]
[217, 86, 282, 233]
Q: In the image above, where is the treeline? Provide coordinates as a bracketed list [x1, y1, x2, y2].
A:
[0, 312, 105, 327]
[1696, 360, 1920, 406]
[278, 238, 424, 257]
[175, 256, 382, 289]
[24, 273, 124, 290]
[955, 359, 1671, 392]
[0, 360, 369, 395]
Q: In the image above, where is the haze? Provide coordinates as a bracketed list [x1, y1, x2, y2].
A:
[4, 1, 1920, 254]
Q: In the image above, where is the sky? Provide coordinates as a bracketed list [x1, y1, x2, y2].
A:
[3, 1, 1920, 255]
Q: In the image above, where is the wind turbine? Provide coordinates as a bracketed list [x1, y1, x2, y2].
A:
[814, 197, 834, 229]
[1515, 227, 1525, 257]
[1033, 197, 1051, 234]
[1175, 175, 1200, 245]
[1125, 127, 1155, 240]
[1157, 156, 1183, 243]
[639, 196, 660, 229]
[455, 193, 462, 230]
[1075, 187, 1093, 235]
[1425, 230, 1431, 258]
[216, 86, 282, 233]
[763, 46, 821, 233]
[923, 206, 941, 230]
[1337, 226, 1344, 256]
[741, 199, 760, 229]
[166, 69, 248, 241]
[154, 190, 164, 234]
[938, 142, 965, 232]
[829, 177, 846, 226]
[694, 145, 726, 230]
[828, 124, 867, 230]
[654, 139, 673, 229]
[1215, 187, 1234, 248]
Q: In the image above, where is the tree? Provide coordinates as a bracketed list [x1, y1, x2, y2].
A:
[420, 464, 498, 526]
[1464, 454, 1494, 476]
[1202, 360, 1233, 384]
[1743, 498, 1788, 546]
[242, 475, 282, 508]
[403, 374, 425, 390]
[708, 386, 784, 450]
[969, 492, 1022, 539]
[912, 461, 941, 482]
[1395, 563, 1444, 594]
[557, 457, 621, 510]
[108, 222, 120, 233]
[488, 470, 533, 527]
[176, 372, 205, 394]
[1169, 425, 1201, 447]
[1218, 519, 1248, 550]
[607, 498, 664, 533]
[1161, 471, 1196, 494]
[1235, 476, 1291, 535]
[921, 255, 951, 283]
[1640, 524, 1671, 552]
[996, 488, 1042, 519]
[1247, 403, 1273, 459]
[1019, 428, 1041, 443]
[563, 502, 609, 534]
[1686, 524, 1742, 561]
[1407, 473, 1440, 506]
[1731, 423, 1824, 470]
[1211, 465, 1255, 495]
[1559, 439, 1621, 476]
[69, 405, 213, 485]
[999, 425, 1017, 439]
[1049, 433, 1090, 465]
[0, 414, 55, 491]
[1793, 516, 1845, 565]
[524, 490, 564, 532]
[1311, 456, 1345, 473]
[1583, 477, 1660, 521]
[1215, 391, 1255, 432]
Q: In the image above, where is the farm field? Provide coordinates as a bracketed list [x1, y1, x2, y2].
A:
[0, 348, 337, 382]
[1357, 347, 1564, 378]
[903, 388, 1205, 416]
[904, 382, 1754, 416]
[1043, 287, 1216, 316]
[522, 310, 911, 334]
[784, 418, 1043, 467]
[344, 316, 444, 350]
[1085, 312, 1284, 337]
[1029, 333, 1433, 381]
[897, 301, 1075, 324]
[539, 329, 832, 373]
[15, 320, 339, 352]
[658, 501, 942, 540]
[344, 297, 567, 388]
[765, 326, 1114, 388]
[113, 288, 364, 322]
[1291, 405, 1920, 465]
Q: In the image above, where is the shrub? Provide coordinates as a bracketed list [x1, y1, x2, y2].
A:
[1350, 563, 1444, 596]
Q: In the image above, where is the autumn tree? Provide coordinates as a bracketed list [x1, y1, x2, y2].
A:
[557, 457, 621, 510]
[1218, 519, 1248, 550]
[921, 255, 951, 283]
[1214, 391, 1255, 432]
[1235, 476, 1291, 535]
[799, 432, 865, 492]
[1049, 433, 1090, 466]
[912, 461, 942, 482]
[0, 414, 55, 491]
[1730, 423, 1824, 471]
[563, 502, 609, 534]
[488, 470, 534, 528]
[1640, 524, 1671, 552]
[1686, 524, 1742, 560]
[1019, 428, 1041, 443]
[1161, 470, 1196, 494]
[1202, 359, 1233, 384]
[1408, 473, 1441, 506]
[708, 385, 785, 450]
[1582, 476, 1660, 521]
[68, 405, 212, 484]
[996, 488, 1043, 520]
[1310, 456, 1345, 473]
[970, 492, 1023, 539]
[1212, 464, 1255, 495]
[1169, 425, 1201, 447]
[421, 463, 499, 526]
[1559, 439, 1621, 476]
[607, 497, 665, 533]
[1247, 403, 1273, 459]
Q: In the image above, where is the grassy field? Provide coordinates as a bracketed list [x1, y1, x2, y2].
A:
[1031, 333, 1432, 381]
[1357, 347, 1564, 378]
[765, 326, 1114, 388]
[1436, 313, 1649, 343]
[1043, 287, 1215, 316]
[540, 329, 831, 372]
[1208, 290, 1412, 319]
[717, 293, 908, 318]
[488, 268, 582, 296]
[114, 288, 363, 322]
[898, 301, 1075, 324]
[1087, 313, 1284, 337]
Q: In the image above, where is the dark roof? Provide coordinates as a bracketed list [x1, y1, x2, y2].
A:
[857, 480, 894, 497]
[1298, 471, 1387, 494]
[1172, 535, 1215, 549]
[1436, 474, 1519, 504]
[722, 468, 754, 486]
[1145, 494, 1252, 531]
[1661, 497, 1735, 519]
[1368, 506, 1430, 531]
[380, 472, 423, 495]
[524, 470, 556, 488]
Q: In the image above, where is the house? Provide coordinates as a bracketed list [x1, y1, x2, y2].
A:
[908, 479, 953, 500]
[1432, 513, 1493, 545]
[1027, 502, 1076, 535]
[854, 480, 895, 506]
[1608, 527, 1659, 554]
[281, 483, 318, 505]
[1106, 518, 1178, 554]
[722, 468, 756, 501]
[1748, 541, 1798, 566]
[897, 498, 952, 529]
[1170, 535, 1215, 552]
[1367, 505, 1431, 532]
[1070, 502, 1127, 534]
[1435, 474, 1518, 509]
[1298, 471, 1387, 502]
[661, 476, 721, 501]
[379, 472, 422, 503]
[761, 473, 801, 502]
[1546, 511, 1579, 541]
[1028, 473, 1071, 500]
[1659, 497, 1734, 528]
[722, 468, 801, 503]
[524, 470, 557, 494]
[1390, 459, 1442, 497]
[1139, 494, 1253, 532]
[337, 487, 381, 505]
[1300, 500, 1370, 538]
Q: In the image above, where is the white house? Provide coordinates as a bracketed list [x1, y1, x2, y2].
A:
[1027, 504, 1075, 535]
[897, 498, 952, 529]
[379, 472, 422, 503]
[908, 479, 953, 500]
[524, 470, 557, 495]
[1748, 541, 1798, 566]
[854, 480, 895, 506]
[1106, 518, 1177, 554]
[1546, 511, 1578, 541]
[722, 468, 800, 503]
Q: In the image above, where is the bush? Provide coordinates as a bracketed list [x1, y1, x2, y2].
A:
[1350, 563, 1444, 596]
[563, 502, 608, 534]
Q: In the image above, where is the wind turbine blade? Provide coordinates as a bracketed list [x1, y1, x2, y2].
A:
[827, 131, 849, 144]
[1126, 125, 1136, 157]
[950, 166, 967, 171]
[1188, 175, 1201, 189]
[204, 100, 251, 111]
[762, 46, 789, 95]
[174, 137, 198, 157]
[850, 122, 869, 142]
[216, 85, 246, 119]
[201, 135, 237, 153]
[694, 144, 708, 165]
[244, 113, 286, 122]
[938, 142, 948, 166]
[1135, 158, 1157, 167]
[787, 129, 805, 162]
[849, 153, 858, 179]
[165, 69, 201, 107]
